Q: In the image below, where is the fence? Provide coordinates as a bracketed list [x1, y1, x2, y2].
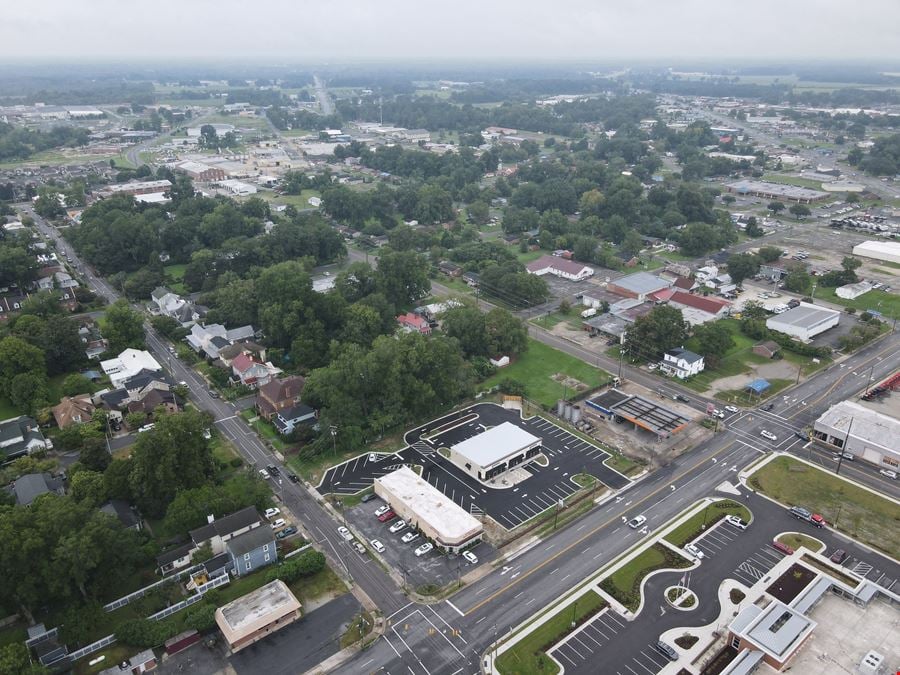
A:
[25, 626, 58, 649]
[103, 563, 205, 612]
[146, 573, 230, 622]
[284, 543, 312, 559]
[62, 634, 117, 664]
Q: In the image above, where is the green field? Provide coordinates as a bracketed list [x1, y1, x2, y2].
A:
[261, 189, 321, 209]
[495, 590, 606, 675]
[598, 543, 692, 612]
[762, 173, 824, 190]
[749, 456, 900, 558]
[815, 286, 900, 318]
[482, 339, 610, 407]
[0, 397, 22, 419]
[776, 532, 824, 553]
[163, 264, 188, 294]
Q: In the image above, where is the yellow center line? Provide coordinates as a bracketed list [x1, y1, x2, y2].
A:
[464, 440, 738, 615]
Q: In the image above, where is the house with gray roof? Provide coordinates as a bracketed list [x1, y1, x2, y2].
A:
[226, 526, 277, 577]
[13, 473, 64, 506]
[0, 416, 50, 462]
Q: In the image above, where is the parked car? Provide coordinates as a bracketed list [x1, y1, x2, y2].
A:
[368, 453, 378, 462]
[771, 540, 794, 555]
[725, 515, 748, 530]
[879, 469, 898, 480]
[361, 492, 378, 503]
[337, 526, 353, 541]
[276, 526, 297, 540]
[264, 507, 281, 520]
[724, 405, 739, 413]
[789, 506, 825, 527]
[712, 409, 725, 419]
[374, 505, 391, 517]
[401, 531, 420, 544]
[414, 543, 434, 557]
[627, 515, 647, 529]
[388, 519, 407, 534]
[830, 549, 848, 564]
[137, 423, 155, 433]
[370, 539, 385, 553]
[684, 543, 705, 560]
[377, 510, 397, 523]
[760, 430, 777, 441]
[270, 518, 286, 530]
[351, 541, 366, 554]
[462, 550, 478, 564]
[655, 641, 679, 662]
[258, 468, 271, 480]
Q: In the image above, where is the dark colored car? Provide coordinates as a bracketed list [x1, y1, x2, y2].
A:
[830, 549, 848, 564]
[287, 473, 300, 483]
[795, 430, 808, 440]
[276, 526, 298, 540]
[655, 641, 678, 661]
[361, 493, 378, 503]
[763, 403, 775, 411]
[266, 464, 280, 476]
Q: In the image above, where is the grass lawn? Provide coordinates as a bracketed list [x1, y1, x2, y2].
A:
[0, 621, 27, 648]
[289, 566, 347, 605]
[664, 501, 751, 547]
[605, 453, 643, 477]
[340, 611, 375, 648]
[74, 643, 136, 675]
[45, 372, 103, 407]
[748, 456, 900, 558]
[530, 312, 582, 331]
[815, 286, 900, 319]
[0, 396, 22, 419]
[495, 590, 606, 675]
[516, 249, 546, 264]
[762, 173, 824, 190]
[240, 410, 290, 452]
[599, 543, 692, 612]
[715, 378, 793, 405]
[164, 263, 188, 294]
[434, 276, 474, 296]
[572, 473, 598, 489]
[261, 189, 322, 209]
[481, 339, 610, 408]
[777, 532, 825, 553]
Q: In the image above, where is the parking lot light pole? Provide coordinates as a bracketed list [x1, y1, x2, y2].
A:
[835, 417, 854, 476]
[571, 599, 578, 628]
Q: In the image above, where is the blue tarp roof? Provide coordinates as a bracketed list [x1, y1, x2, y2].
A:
[746, 378, 771, 394]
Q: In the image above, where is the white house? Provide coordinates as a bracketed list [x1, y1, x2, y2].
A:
[525, 255, 594, 281]
[659, 348, 705, 379]
[101, 349, 162, 388]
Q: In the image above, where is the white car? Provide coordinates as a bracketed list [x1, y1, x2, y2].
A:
[264, 507, 281, 520]
[724, 405, 739, 414]
[879, 469, 898, 480]
[337, 526, 353, 541]
[725, 515, 748, 530]
[760, 430, 777, 441]
[368, 453, 378, 462]
[258, 468, 271, 480]
[401, 531, 420, 544]
[462, 550, 478, 564]
[388, 519, 407, 534]
[370, 539, 385, 553]
[627, 515, 647, 529]
[684, 543, 705, 560]
[270, 518, 286, 530]
[374, 505, 391, 517]
[351, 541, 366, 554]
[712, 409, 725, 419]
[414, 543, 434, 557]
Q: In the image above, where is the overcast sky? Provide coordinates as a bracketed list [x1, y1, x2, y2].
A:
[4, 0, 899, 63]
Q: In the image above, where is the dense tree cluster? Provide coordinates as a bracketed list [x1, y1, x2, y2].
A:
[856, 133, 900, 175]
[0, 122, 90, 161]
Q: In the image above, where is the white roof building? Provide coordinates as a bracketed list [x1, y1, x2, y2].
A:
[813, 400, 900, 467]
[374, 467, 482, 552]
[449, 422, 542, 482]
[101, 349, 162, 388]
[852, 240, 900, 266]
[215, 579, 301, 653]
[835, 281, 873, 300]
[766, 302, 840, 342]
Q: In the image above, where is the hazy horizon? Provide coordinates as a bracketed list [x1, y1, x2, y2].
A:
[4, 0, 899, 63]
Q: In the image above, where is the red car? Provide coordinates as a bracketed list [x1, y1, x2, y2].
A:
[772, 540, 794, 555]
[810, 514, 825, 528]
[377, 510, 396, 523]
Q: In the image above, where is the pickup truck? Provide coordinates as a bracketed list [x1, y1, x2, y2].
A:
[789, 506, 825, 528]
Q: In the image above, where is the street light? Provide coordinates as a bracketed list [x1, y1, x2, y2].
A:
[330, 425, 338, 456]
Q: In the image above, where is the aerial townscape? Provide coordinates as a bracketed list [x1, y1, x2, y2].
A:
[2, 2, 900, 675]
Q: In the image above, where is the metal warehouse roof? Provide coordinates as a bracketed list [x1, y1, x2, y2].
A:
[766, 303, 839, 330]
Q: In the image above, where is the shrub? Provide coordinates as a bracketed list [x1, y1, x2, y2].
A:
[267, 549, 326, 583]
[116, 619, 171, 648]
[498, 377, 527, 396]
[730, 588, 746, 604]
[230, 457, 244, 468]
[183, 602, 217, 632]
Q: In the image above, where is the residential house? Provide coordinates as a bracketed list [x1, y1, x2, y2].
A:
[273, 404, 317, 435]
[256, 375, 305, 422]
[462, 272, 480, 288]
[397, 313, 432, 335]
[126, 387, 178, 424]
[13, 473, 64, 506]
[157, 507, 264, 575]
[438, 261, 462, 277]
[0, 416, 51, 462]
[79, 320, 108, 360]
[231, 353, 281, 389]
[219, 341, 267, 366]
[52, 395, 95, 429]
[100, 499, 142, 531]
[525, 255, 594, 281]
[150, 287, 202, 327]
[97, 369, 174, 415]
[659, 348, 705, 379]
[0, 291, 28, 321]
[101, 349, 162, 388]
[186, 323, 257, 360]
[37, 271, 79, 292]
[226, 527, 277, 577]
[753, 341, 781, 359]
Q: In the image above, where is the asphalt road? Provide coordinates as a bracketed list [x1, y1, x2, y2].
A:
[314, 74, 335, 116]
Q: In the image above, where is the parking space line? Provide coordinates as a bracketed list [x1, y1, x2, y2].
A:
[554, 649, 578, 667]
[572, 635, 594, 654]
[622, 665, 639, 675]
[587, 622, 610, 641]
[641, 649, 667, 669]
[580, 628, 605, 648]
[630, 656, 656, 674]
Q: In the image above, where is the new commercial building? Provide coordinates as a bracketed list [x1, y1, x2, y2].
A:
[374, 467, 482, 552]
[812, 400, 900, 469]
[215, 580, 301, 653]
[852, 240, 900, 266]
[448, 422, 542, 481]
[765, 303, 840, 341]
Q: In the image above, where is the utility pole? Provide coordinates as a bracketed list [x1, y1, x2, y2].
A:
[864, 364, 875, 395]
[835, 417, 854, 476]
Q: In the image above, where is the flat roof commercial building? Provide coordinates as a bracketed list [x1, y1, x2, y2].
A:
[852, 240, 900, 266]
[765, 302, 840, 341]
[607, 272, 671, 301]
[726, 180, 829, 203]
[374, 467, 482, 552]
[813, 400, 900, 469]
[449, 422, 542, 482]
[215, 579, 301, 653]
